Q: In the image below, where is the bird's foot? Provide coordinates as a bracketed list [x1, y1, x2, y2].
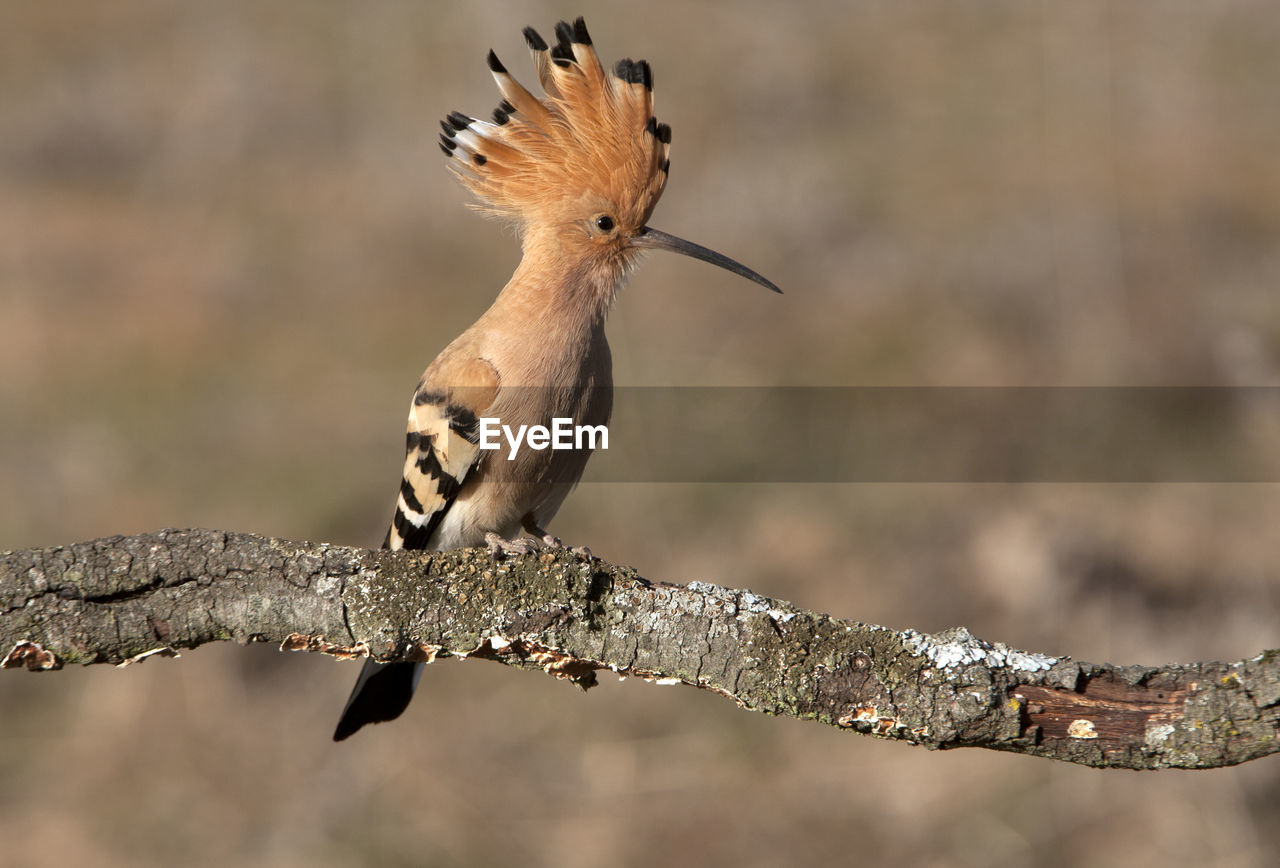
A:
[540, 535, 594, 559]
[485, 532, 540, 560]
[521, 521, 594, 560]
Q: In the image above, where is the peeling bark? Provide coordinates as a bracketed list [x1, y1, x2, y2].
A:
[2, 529, 1277, 770]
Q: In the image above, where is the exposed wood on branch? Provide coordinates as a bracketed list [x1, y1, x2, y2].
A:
[3, 529, 1277, 770]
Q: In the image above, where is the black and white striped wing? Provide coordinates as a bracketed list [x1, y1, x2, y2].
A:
[387, 388, 485, 551]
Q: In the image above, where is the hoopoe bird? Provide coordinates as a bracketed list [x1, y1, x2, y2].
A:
[333, 17, 780, 741]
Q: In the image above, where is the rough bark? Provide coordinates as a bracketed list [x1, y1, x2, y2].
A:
[3, 528, 1277, 770]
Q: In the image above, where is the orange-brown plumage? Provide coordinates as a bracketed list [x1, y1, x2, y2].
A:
[334, 16, 778, 742]
[441, 17, 670, 238]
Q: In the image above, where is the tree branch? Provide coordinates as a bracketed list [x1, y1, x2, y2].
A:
[3, 529, 1277, 769]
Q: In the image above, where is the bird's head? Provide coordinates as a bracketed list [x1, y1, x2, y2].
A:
[440, 17, 781, 295]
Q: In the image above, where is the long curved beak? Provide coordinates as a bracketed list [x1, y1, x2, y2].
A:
[631, 226, 782, 294]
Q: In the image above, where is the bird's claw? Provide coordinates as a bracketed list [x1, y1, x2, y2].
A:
[485, 532, 540, 560]
[487, 529, 595, 562]
[537, 532, 594, 560]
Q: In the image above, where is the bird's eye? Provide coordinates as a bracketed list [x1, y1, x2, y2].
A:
[594, 214, 616, 233]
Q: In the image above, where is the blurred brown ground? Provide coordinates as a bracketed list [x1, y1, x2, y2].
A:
[3, 2, 1279, 866]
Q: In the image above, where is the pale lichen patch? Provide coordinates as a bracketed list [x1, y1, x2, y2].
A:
[901, 626, 1058, 672]
[1145, 722, 1176, 745]
[1067, 719, 1098, 739]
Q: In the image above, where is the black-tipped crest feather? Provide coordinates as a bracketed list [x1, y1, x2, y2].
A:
[441, 17, 670, 231]
[554, 20, 575, 48]
[522, 27, 547, 51]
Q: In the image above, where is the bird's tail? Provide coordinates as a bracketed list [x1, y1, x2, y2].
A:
[332, 658, 424, 741]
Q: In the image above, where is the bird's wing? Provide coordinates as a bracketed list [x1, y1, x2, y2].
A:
[387, 355, 499, 551]
[335, 356, 498, 741]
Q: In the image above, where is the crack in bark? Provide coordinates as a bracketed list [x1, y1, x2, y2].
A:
[81, 576, 167, 605]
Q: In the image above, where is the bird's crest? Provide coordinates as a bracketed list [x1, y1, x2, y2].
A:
[439, 17, 671, 232]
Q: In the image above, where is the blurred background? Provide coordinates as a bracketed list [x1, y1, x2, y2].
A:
[3, 1, 1279, 865]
